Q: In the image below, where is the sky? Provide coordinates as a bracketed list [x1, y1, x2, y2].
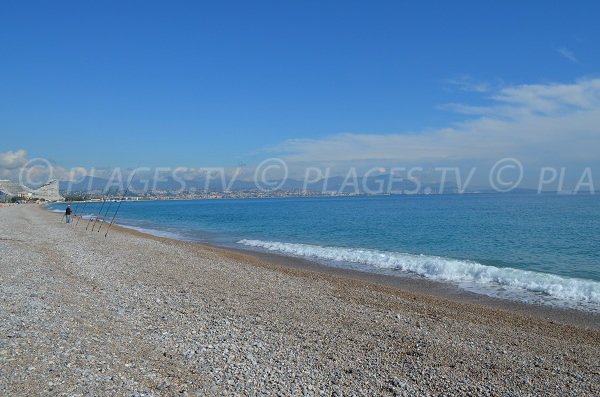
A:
[1, 1, 599, 187]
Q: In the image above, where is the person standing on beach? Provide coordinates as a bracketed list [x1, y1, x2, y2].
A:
[65, 205, 72, 224]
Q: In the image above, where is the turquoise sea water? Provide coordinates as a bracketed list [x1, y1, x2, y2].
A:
[50, 194, 600, 312]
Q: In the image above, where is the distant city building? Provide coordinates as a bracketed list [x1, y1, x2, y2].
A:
[0, 179, 63, 202]
[0, 180, 25, 198]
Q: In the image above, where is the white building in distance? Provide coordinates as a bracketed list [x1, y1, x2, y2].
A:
[0, 179, 63, 202]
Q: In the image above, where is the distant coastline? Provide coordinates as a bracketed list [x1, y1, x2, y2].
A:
[58, 188, 578, 203]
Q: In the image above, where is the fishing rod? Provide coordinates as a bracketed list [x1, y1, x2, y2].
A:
[96, 190, 118, 233]
[75, 196, 88, 226]
[91, 188, 117, 232]
[104, 175, 136, 238]
[87, 196, 107, 231]
[71, 198, 81, 219]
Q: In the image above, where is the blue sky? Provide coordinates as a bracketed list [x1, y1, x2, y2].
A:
[1, 0, 599, 171]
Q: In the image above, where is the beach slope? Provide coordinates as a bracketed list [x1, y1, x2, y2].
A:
[0, 205, 598, 396]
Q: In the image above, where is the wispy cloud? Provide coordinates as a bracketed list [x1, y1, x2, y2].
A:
[556, 47, 579, 64]
[435, 103, 503, 116]
[444, 76, 491, 93]
[269, 78, 600, 167]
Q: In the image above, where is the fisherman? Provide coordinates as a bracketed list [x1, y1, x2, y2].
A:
[65, 205, 72, 224]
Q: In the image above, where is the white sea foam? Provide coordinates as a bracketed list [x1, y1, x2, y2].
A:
[117, 223, 187, 240]
[238, 239, 600, 311]
[78, 213, 97, 220]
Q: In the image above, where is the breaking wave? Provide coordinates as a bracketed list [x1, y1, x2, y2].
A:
[238, 239, 600, 311]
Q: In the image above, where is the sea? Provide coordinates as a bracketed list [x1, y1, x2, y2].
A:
[49, 193, 600, 313]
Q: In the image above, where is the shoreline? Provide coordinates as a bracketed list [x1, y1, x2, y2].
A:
[51, 199, 600, 321]
[104, 216, 600, 330]
[53, 196, 600, 318]
[2, 204, 599, 396]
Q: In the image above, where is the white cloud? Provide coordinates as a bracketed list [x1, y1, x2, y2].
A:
[0, 150, 77, 185]
[556, 47, 579, 64]
[270, 78, 600, 167]
[492, 79, 600, 113]
[444, 76, 491, 92]
[0, 150, 28, 170]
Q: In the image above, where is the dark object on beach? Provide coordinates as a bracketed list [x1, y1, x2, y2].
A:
[65, 205, 72, 224]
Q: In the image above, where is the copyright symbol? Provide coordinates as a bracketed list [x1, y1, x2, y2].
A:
[18, 157, 54, 189]
[489, 158, 523, 192]
[254, 158, 288, 191]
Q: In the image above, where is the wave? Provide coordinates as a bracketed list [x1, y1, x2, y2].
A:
[116, 223, 188, 240]
[74, 213, 98, 220]
[238, 239, 600, 310]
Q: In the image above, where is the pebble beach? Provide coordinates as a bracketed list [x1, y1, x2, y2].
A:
[1, 204, 598, 396]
